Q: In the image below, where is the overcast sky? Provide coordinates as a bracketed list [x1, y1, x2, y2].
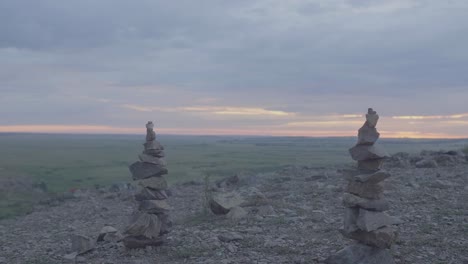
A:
[1, 0, 467, 138]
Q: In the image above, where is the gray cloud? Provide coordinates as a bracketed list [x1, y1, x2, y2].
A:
[0, 0, 468, 135]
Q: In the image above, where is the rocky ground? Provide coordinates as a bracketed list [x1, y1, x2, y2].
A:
[1, 153, 467, 264]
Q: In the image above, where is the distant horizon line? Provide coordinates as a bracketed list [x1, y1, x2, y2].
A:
[1, 131, 467, 140]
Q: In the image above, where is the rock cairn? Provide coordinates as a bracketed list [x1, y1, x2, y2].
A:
[123, 121, 171, 249]
[326, 108, 400, 264]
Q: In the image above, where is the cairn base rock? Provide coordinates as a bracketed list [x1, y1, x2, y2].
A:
[325, 244, 395, 264]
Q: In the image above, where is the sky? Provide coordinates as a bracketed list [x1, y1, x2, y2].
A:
[0, 0, 467, 138]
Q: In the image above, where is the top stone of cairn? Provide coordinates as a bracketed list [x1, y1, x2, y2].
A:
[366, 108, 379, 128]
[146, 121, 156, 141]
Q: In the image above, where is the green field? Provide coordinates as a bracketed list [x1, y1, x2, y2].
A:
[1, 133, 467, 219]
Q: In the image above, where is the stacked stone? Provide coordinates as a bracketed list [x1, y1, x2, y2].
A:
[122, 121, 171, 249]
[326, 108, 400, 264]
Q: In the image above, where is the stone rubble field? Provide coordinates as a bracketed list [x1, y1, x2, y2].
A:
[0, 153, 467, 264]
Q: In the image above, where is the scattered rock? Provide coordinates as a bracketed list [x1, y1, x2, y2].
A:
[218, 232, 244, 242]
[209, 191, 244, 215]
[70, 234, 95, 255]
[226, 206, 248, 220]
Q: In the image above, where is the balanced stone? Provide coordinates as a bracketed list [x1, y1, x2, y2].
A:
[342, 226, 397, 249]
[138, 154, 167, 166]
[124, 213, 161, 239]
[343, 208, 359, 234]
[349, 144, 389, 161]
[358, 125, 380, 145]
[358, 159, 385, 170]
[146, 121, 156, 141]
[325, 244, 395, 264]
[366, 108, 379, 128]
[342, 193, 390, 212]
[135, 188, 168, 201]
[138, 176, 168, 190]
[353, 170, 391, 184]
[129, 162, 168, 180]
[144, 141, 164, 151]
[122, 235, 163, 249]
[346, 181, 383, 199]
[138, 200, 171, 214]
[356, 209, 401, 232]
[158, 214, 172, 235]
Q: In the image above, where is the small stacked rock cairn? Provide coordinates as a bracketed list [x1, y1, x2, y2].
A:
[326, 108, 400, 264]
[122, 121, 171, 249]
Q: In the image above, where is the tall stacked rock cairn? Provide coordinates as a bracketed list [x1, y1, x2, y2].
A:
[326, 108, 400, 264]
[122, 121, 171, 249]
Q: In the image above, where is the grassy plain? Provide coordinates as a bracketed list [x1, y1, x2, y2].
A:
[1, 133, 467, 218]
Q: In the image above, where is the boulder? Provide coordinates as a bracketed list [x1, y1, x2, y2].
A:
[325, 244, 395, 264]
[209, 191, 245, 215]
[124, 213, 161, 239]
[135, 188, 168, 201]
[341, 226, 397, 249]
[70, 234, 95, 255]
[349, 144, 389, 161]
[356, 209, 401, 232]
[138, 177, 168, 191]
[226, 206, 248, 220]
[138, 200, 171, 214]
[342, 193, 390, 212]
[129, 162, 168, 180]
[346, 181, 383, 199]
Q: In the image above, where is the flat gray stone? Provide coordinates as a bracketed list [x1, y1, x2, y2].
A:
[124, 213, 161, 239]
[122, 235, 163, 249]
[356, 209, 401, 232]
[343, 208, 359, 234]
[137, 176, 168, 191]
[138, 154, 167, 166]
[209, 191, 245, 215]
[135, 187, 168, 201]
[341, 226, 397, 249]
[70, 234, 95, 255]
[129, 162, 168, 180]
[357, 125, 380, 145]
[144, 141, 163, 150]
[158, 213, 172, 235]
[226, 206, 248, 220]
[138, 199, 171, 214]
[349, 144, 389, 161]
[354, 170, 391, 184]
[346, 181, 383, 199]
[342, 193, 390, 212]
[325, 244, 395, 264]
[358, 159, 385, 170]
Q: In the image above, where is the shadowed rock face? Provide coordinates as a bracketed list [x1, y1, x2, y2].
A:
[327, 108, 399, 263]
[123, 121, 170, 248]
